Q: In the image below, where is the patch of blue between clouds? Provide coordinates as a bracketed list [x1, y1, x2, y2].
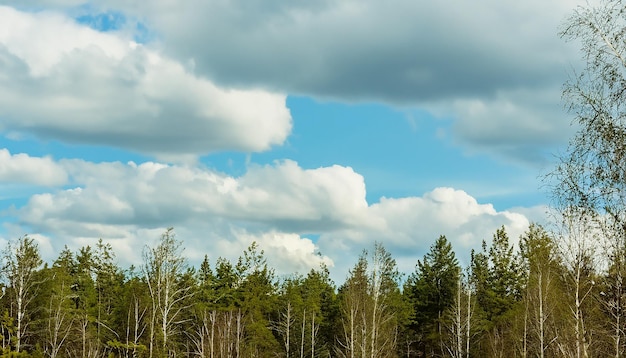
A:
[76, 11, 126, 32]
[202, 96, 547, 211]
[0, 135, 149, 165]
[75, 9, 153, 44]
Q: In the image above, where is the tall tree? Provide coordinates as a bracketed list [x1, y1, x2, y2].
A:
[2, 235, 43, 353]
[338, 243, 404, 358]
[443, 269, 476, 358]
[74, 245, 100, 357]
[142, 228, 194, 358]
[555, 209, 599, 358]
[39, 247, 78, 358]
[404, 235, 460, 357]
[487, 227, 523, 320]
[467, 227, 523, 357]
[338, 253, 368, 358]
[115, 267, 149, 358]
[301, 264, 338, 358]
[549, 1, 626, 354]
[93, 239, 124, 350]
[366, 242, 404, 358]
[468, 242, 492, 355]
[519, 224, 564, 358]
[235, 242, 279, 357]
[275, 275, 304, 358]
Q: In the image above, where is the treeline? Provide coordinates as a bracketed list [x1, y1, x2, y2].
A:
[0, 224, 614, 357]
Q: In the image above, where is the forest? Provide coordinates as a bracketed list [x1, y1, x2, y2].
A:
[0, 222, 616, 358]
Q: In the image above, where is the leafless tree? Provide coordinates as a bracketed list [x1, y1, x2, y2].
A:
[548, 0, 626, 355]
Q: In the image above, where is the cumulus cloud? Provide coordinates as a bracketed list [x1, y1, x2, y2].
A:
[227, 230, 333, 276]
[8, 154, 536, 279]
[41, 0, 583, 163]
[0, 1, 566, 281]
[18, 159, 369, 234]
[0, 149, 67, 186]
[0, 6, 292, 159]
[318, 187, 531, 278]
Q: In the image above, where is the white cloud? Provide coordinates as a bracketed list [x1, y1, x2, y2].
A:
[0, 6, 292, 159]
[19, 159, 369, 233]
[317, 187, 531, 279]
[0, 149, 67, 186]
[230, 230, 333, 276]
[0, 0, 567, 278]
[10, 154, 538, 279]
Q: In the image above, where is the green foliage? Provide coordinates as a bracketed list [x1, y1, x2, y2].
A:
[0, 223, 613, 356]
[337, 243, 404, 358]
[486, 227, 523, 320]
[235, 243, 280, 357]
[404, 235, 460, 356]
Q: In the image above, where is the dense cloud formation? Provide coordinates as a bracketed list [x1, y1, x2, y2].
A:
[0, 6, 292, 159]
[104, 1, 572, 100]
[2, 0, 586, 161]
[317, 187, 531, 276]
[105, 0, 584, 162]
[0, 149, 67, 186]
[0, 154, 532, 279]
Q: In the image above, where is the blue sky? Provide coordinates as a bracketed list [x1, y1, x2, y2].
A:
[0, 0, 589, 280]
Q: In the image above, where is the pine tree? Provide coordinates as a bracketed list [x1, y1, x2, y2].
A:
[480, 227, 524, 357]
[302, 264, 338, 358]
[404, 235, 460, 357]
[235, 242, 280, 357]
[74, 245, 100, 357]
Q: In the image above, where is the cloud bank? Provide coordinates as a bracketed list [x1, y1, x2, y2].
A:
[0, 151, 533, 279]
[0, 6, 292, 160]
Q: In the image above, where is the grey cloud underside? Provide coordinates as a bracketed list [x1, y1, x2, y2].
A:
[0, 0, 578, 103]
[110, 0, 581, 164]
[136, 0, 572, 103]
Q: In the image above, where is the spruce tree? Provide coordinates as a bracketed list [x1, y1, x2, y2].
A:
[404, 235, 460, 357]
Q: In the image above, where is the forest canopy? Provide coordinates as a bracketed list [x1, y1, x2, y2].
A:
[0, 223, 615, 357]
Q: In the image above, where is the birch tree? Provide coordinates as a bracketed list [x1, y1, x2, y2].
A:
[520, 224, 563, 358]
[556, 209, 598, 358]
[338, 243, 403, 358]
[142, 228, 193, 357]
[2, 235, 43, 353]
[550, 1, 626, 354]
[444, 270, 475, 358]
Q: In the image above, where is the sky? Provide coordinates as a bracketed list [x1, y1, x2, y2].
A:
[0, 0, 591, 282]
